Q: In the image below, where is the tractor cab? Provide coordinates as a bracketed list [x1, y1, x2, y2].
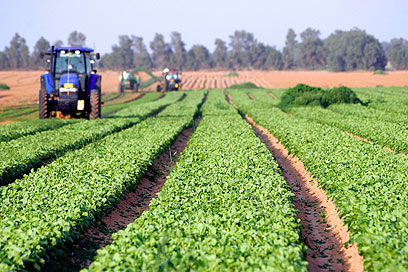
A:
[119, 71, 140, 92]
[163, 68, 182, 91]
[39, 47, 101, 119]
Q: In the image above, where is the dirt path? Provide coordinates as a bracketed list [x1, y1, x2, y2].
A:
[247, 93, 255, 101]
[343, 130, 408, 157]
[226, 94, 364, 272]
[268, 93, 277, 99]
[0, 120, 16, 125]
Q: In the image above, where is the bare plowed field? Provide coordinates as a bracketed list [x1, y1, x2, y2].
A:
[1, 70, 408, 108]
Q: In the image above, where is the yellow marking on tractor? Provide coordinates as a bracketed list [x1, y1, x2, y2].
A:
[77, 100, 85, 111]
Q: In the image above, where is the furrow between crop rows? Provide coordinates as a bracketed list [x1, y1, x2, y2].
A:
[0, 91, 205, 271]
[44, 93, 206, 271]
[0, 119, 77, 142]
[228, 89, 408, 271]
[85, 90, 307, 271]
[227, 94, 363, 272]
[0, 92, 183, 186]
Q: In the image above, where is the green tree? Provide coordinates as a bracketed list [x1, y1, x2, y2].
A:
[388, 38, 408, 70]
[170, 32, 187, 69]
[185, 45, 212, 70]
[31, 37, 50, 69]
[53, 40, 63, 47]
[150, 33, 174, 69]
[213, 38, 228, 69]
[249, 43, 282, 70]
[264, 46, 284, 70]
[282, 28, 298, 70]
[325, 29, 387, 71]
[100, 35, 134, 70]
[297, 28, 326, 70]
[133, 36, 152, 69]
[67, 31, 86, 47]
[5, 33, 30, 69]
[0, 52, 9, 70]
[228, 30, 257, 68]
[381, 41, 391, 59]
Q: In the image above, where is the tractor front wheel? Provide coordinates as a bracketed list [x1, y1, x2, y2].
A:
[39, 88, 49, 119]
[89, 89, 101, 119]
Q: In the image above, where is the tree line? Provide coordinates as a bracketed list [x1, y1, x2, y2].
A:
[0, 29, 408, 71]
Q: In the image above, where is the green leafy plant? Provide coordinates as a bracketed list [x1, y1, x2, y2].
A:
[0, 91, 205, 271]
[0, 92, 184, 186]
[279, 83, 365, 109]
[230, 89, 408, 271]
[0, 83, 10, 90]
[228, 82, 259, 89]
[87, 91, 307, 271]
[224, 71, 239, 77]
[373, 70, 386, 75]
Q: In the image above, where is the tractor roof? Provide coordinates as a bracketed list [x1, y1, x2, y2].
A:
[48, 47, 94, 52]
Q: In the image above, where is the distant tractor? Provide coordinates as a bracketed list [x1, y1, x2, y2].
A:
[162, 68, 182, 92]
[119, 71, 140, 93]
[39, 46, 101, 119]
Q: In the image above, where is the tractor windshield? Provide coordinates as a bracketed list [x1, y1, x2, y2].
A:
[55, 50, 86, 74]
[166, 73, 179, 80]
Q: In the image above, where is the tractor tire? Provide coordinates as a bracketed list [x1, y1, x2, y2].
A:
[39, 88, 49, 119]
[89, 89, 101, 119]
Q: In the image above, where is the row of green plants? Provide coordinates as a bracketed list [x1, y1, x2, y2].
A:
[229, 90, 408, 271]
[86, 90, 307, 271]
[101, 92, 162, 117]
[329, 103, 408, 125]
[0, 92, 182, 186]
[0, 119, 76, 142]
[113, 92, 183, 117]
[0, 91, 205, 271]
[290, 105, 408, 154]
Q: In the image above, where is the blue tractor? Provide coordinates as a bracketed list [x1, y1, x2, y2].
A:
[39, 46, 101, 119]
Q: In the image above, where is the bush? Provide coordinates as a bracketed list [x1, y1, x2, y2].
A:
[373, 70, 386, 75]
[279, 83, 365, 109]
[0, 83, 10, 90]
[224, 71, 239, 77]
[228, 82, 259, 89]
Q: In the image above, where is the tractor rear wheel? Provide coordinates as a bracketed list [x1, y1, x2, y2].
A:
[89, 89, 101, 119]
[39, 88, 48, 119]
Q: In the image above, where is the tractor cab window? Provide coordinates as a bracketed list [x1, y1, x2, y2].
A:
[85, 54, 92, 74]
[55, 50, 85, 74]
[166, 73, 179, 80]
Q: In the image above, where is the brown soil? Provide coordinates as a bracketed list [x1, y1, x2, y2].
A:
[247, 93, 255, 101]
[0, 120, 16, 125]
[2, 70, 408, 109]
[268, 92, 277, 99]
[226, 94, 364, 272]
[343, 130, 408, 157]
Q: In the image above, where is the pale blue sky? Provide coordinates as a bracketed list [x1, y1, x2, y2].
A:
[0, 0, 406, 54]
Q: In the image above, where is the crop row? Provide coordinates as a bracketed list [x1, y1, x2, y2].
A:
[101, 93, 162, 117]
[87, 90, 307, 271]
[0, 119, 76, 142]
[328, 103, 408, 125]
[0, 92, 182, 186]
[228, 89, 408, 271]
[290, 106, 408, 154]
[0, 91, 205, 271]
[112, 92, 183, 117]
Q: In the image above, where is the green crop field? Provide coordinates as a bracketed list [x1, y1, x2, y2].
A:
[0, 87, 408, 271]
